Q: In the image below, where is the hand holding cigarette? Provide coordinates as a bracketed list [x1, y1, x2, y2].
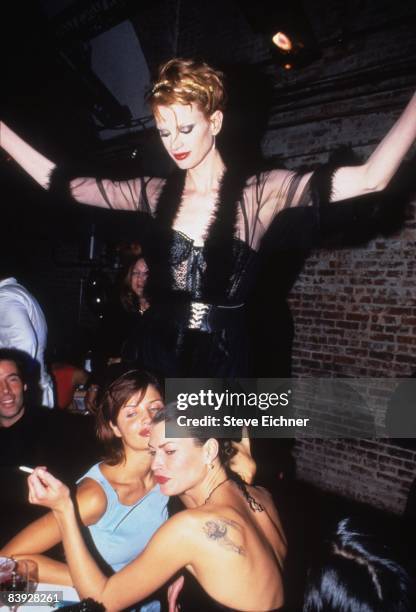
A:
[19, 465, 34, 474]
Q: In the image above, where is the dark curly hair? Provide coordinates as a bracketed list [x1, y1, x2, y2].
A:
[0, 347, 30, 381]
[152, 403, 237, 466]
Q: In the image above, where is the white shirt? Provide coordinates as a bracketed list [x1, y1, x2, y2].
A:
[0, 277, 54, 407]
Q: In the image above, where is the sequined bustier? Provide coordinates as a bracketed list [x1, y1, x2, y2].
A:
[169, 229, 258, 304]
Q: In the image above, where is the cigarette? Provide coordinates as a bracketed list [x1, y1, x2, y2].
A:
[19, 465, 34, 474]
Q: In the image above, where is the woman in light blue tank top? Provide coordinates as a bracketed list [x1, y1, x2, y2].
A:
[1, 370, 169, 612]
[3, 369, 256, 611]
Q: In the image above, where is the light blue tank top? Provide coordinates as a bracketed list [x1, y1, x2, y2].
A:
[77, 463, 169, 612]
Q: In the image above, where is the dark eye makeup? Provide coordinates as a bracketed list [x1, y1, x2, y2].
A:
[179, 124, 194, 134]
[157, 124, 194, 138]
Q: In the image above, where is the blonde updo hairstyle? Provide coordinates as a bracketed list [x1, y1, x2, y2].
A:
[148, 58, 226, 119]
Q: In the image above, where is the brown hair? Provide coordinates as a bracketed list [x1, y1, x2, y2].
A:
[96, 370, 163, 465]
[147, 58, 226, 118]
[119, 255, 148, 313]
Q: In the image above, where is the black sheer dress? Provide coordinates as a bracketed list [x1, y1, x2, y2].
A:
[65, 166, 326, 377]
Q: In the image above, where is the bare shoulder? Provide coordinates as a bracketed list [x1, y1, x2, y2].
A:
[164, 508, 204, 535]
[248, 486, 286, 547]
[249, 484, 273, 502]
[165, 507, 242, 538]
[146, 509, 205, 554]
[248, 485, 279, 514]
[188, 506, 247, 557]
[243, 169, 296, 205]
[75, 477, 108, 524]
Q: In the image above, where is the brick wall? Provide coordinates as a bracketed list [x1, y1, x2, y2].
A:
[259, 0, 416, 514]
[295, 439, 416, 515]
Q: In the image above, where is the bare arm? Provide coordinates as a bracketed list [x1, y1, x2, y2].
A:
[332, 92, 416, 201]
[252, 92, 416, 243]
[0, 512, 71, 585]
[229, 431, 256, 484]
[0, 121, 164, 210]
[28, 469, 190, 610]
[0, 121, 54, 188]
[1, 479, 106, 585]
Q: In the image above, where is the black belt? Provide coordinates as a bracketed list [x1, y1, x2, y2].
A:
[187, 301, 245, 333]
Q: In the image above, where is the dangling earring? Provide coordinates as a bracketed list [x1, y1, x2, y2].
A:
[208, 462, 214, 470]
[212, 134, 216, 150]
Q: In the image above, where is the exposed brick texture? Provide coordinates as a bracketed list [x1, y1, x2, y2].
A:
[294, 438, 416, 515]
[258, 0, 416, 514]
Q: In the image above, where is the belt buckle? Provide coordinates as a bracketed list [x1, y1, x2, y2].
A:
[188, 302, 211, 331]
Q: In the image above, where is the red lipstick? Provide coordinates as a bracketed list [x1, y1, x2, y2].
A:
[154, 475, 170, 484]
[173, 152, 190, 160]
[139, 427, 151, 437]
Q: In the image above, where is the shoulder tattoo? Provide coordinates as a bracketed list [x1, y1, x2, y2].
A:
[203, 518, 246, 556]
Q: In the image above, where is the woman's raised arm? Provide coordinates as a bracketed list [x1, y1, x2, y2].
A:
[0, 121, 54, 189]
[248, 92, 416, 246]
[0, 121, 164, 211]
[331, 92, 416, 201]
[28, 468, 190, 609]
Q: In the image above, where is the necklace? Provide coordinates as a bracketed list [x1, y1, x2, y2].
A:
[236, 480, 264, 513]
[204, 477, 230, 505]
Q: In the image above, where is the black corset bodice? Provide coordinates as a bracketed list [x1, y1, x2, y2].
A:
[167, 229, 258, 304]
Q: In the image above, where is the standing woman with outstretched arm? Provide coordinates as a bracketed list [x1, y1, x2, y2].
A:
[1, 61, 415, 377]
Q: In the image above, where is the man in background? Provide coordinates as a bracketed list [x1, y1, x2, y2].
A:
[0, 348, 100, 543]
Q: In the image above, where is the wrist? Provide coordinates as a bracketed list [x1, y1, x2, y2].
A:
[52, 496, 74, 517]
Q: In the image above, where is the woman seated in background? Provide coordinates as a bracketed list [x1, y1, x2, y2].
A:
[108, 253, 151, 364]
[121, 255, 150, 317]
[86, 256, 151, 412]
[117, 254, 151, 364]
[303, 517, 416, 612]
[2, 371, 255, 611]
[27, 403, 283, 612]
